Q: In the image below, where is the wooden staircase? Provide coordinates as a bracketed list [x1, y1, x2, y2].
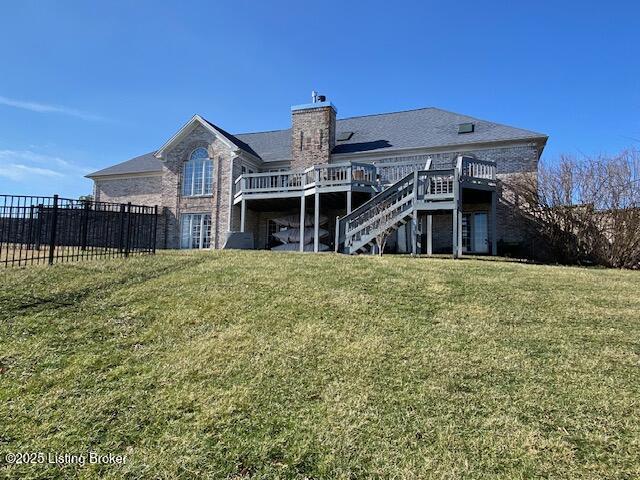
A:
[335, 172, 419, 254]
[335, 156, 496, 255]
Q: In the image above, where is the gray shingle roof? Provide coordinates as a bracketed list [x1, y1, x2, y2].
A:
[234, 129, 292, 163]
[86, 152, 162, 178]
[88, 107, 547, 177]
[201, 119, 261, 158]
[332, 107, 547, 154]
[235, 107, 546, 160]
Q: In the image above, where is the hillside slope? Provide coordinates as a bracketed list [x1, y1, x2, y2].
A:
[1, 251, 639, 479]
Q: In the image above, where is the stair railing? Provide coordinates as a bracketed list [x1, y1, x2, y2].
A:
[336, 172, 417, 253]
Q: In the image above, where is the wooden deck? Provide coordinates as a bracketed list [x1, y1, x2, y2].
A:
[233, 156, 498, 255]
[233, 162, 377, 203]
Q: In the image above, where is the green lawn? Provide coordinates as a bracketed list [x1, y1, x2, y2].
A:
[1, 251, 639, 479]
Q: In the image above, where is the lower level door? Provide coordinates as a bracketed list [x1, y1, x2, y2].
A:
[473, 213, 489, 254]
[181, 213, 212, 249]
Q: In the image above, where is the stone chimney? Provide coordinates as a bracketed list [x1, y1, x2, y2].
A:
[290, 93, 336, 170]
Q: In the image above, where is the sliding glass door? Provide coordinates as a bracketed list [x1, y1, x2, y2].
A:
[180, 213, 212, 249]
[473, 213, 489, 253]
[462, 212, 489, 254]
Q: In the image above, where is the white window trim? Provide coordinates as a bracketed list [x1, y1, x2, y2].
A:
[181, 213, 212, 249]
[182, 148, 213, 197]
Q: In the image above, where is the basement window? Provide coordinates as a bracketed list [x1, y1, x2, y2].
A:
[336, 131, 354, 141]
[458, 123, 475, 134]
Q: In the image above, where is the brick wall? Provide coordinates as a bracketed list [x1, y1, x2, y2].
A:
[291, 105, 336, 171]
[160, 124, 239, 248]
[94, 176, 162, 206]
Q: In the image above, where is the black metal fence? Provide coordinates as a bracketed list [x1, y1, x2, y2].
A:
[0, 194, 158, 267]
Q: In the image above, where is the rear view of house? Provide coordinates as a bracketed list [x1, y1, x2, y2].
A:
[87, 94, 547, 255]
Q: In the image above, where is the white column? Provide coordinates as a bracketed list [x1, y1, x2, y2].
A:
[414, 211, 421, 254]
[457, 187, 463, 258]
[457, 208, 463, 258]
[453, 159, 462, 259]
[240, 199, 246, 233]
[346, 191, 352, 214]
[426, 214, 433, 256]
[491, 190, 498, 256]
[411, 214, 417, 255]
[299, 194, 306, 252]
[452, 208, 458, 258]
[314, 192, 320, 253]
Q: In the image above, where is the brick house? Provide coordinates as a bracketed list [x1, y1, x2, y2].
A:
[87, 94, 547, 255]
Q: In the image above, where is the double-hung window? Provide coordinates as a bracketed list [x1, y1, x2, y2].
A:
[182, 147, 213, 196]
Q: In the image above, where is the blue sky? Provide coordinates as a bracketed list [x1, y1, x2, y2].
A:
[1, 0, 638, 198]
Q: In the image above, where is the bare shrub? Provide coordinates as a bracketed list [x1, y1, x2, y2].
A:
[508, 149, 640, 268]
[372, 199, 397, 256]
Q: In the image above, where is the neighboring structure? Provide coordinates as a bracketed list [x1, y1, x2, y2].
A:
[87, 94, 547, 255]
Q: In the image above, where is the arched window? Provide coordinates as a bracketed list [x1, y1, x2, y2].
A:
[182, 147, 213, 196]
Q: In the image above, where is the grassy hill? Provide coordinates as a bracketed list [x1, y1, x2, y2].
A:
[1, 251, 639, 479]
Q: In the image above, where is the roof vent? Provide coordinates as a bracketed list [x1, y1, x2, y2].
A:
[458, 122, 475, 134]
[336, 131, 354, 141]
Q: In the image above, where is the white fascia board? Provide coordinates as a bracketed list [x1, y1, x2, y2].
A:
[155, 115, 240, 159]
[87, 171, 163, 180]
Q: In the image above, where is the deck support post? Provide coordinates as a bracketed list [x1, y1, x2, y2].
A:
[453, 158, 464, 258]
[491, 190, 497, 256]
[426, 214, 433, 256]
[452, 162, 463, 258]
[415, 211, 422, 254]
[457, 207, 463, 258]
[452, 208, 458, 258]
[346, 190, 352, 214]
[240, 199, 246, 233]
[314, 192, 320, 253]
[411, 213, 418, 256]
[299, 194, 306, 252]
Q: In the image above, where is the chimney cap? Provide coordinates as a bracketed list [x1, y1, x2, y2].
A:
[291, 100, 337, 114]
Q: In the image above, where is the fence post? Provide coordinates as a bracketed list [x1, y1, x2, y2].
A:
[152, 205, 158, 255]
[48, 195, 59, 265]
[118, 203, 125, 254]
[125, 202, 132, 257]
[27, 205, 34, 250]
[35, 204, 43, 251]
[81, 200, 90, 251]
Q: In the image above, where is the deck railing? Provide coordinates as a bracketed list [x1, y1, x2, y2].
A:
[460, 157, 496, 187]
[234, 171, 305, 196]
[234, 156, 496, 200]
[375, 158, 432, 185]
[415, 169, 456, 200]
[234, 162, 377, 198]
